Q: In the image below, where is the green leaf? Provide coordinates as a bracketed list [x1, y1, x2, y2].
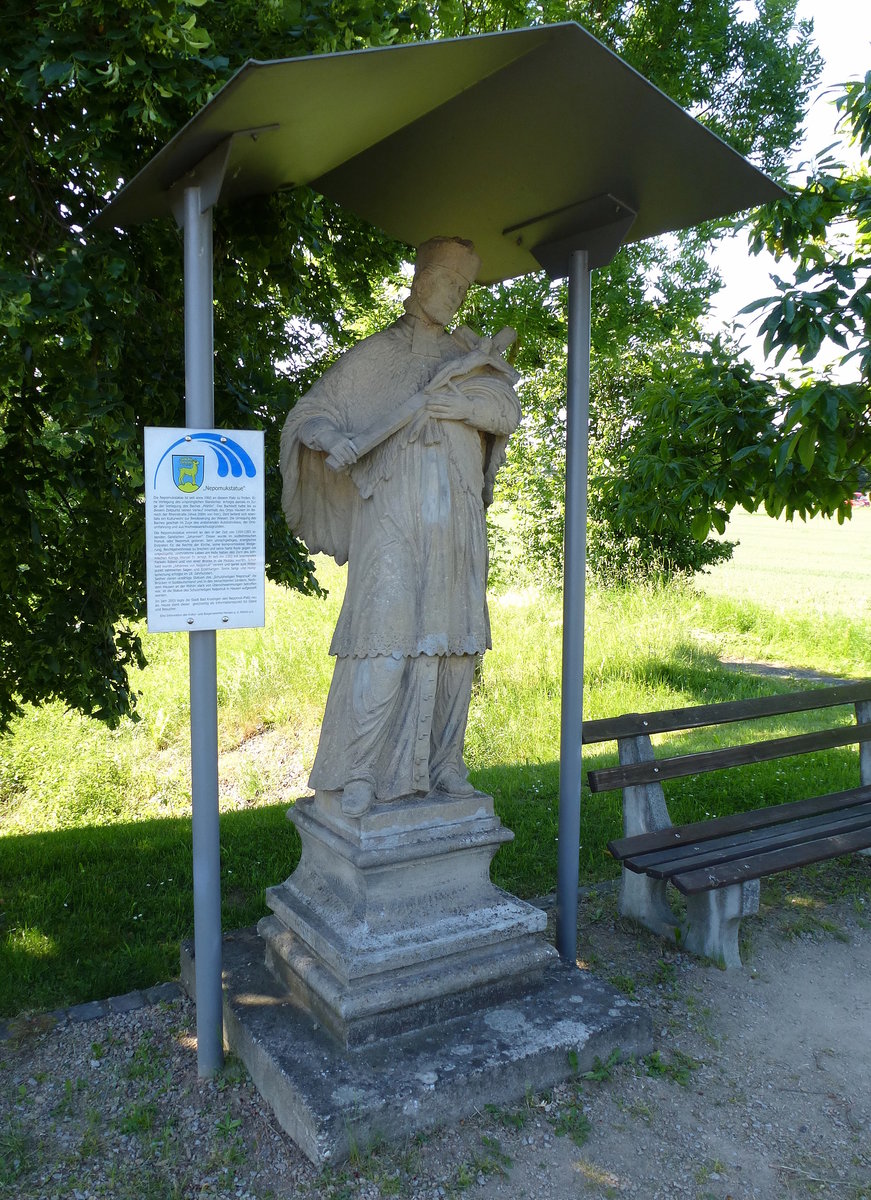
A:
[691, 512, 711, 541]
[41, 60, 73, 86]
[797, 428, 817, 471]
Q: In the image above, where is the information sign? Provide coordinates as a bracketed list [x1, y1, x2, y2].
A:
[144, 427, 265, 632]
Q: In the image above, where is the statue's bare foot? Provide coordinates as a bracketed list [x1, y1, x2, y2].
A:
[434, 767, 476, 797]
[341, 779, 374, 816]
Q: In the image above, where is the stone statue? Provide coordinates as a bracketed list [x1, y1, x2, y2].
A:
[280, 236, 520, 817]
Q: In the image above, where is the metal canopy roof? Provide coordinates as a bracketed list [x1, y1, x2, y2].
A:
[97, 22, 782, 282]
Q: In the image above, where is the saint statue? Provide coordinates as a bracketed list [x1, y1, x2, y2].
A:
[280, 236, 520, 817]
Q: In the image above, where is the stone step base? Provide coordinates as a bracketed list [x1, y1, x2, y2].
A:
[181, 927, 653, 1166]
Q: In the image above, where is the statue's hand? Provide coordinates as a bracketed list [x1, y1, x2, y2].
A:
[423, 388, 475, 423]
[324, 434, 359, 471]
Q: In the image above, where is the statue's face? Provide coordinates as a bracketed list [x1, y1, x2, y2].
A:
[410, 265, 469, 326]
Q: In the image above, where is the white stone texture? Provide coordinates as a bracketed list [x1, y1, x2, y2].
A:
[260, 790, 556, 1046]
[679, 880, 761, 969]
[183, 928, 652, 1165]
[615, 733, 680, 935]
[279, 238, 520, 805]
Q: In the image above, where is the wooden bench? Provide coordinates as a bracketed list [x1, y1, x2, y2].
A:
[583, 681, 871, 967]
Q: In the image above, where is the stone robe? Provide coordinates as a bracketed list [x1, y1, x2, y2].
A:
[280, 313, 520, 801]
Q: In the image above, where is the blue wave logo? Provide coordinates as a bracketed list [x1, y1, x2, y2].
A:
[153, 433, 257, 489]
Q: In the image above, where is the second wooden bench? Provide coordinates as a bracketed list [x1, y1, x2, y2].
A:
[583, 681, 871, 967]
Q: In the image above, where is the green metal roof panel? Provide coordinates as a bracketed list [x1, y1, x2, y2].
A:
[97, 23, 783, 282]
[97, 28, 551, 228]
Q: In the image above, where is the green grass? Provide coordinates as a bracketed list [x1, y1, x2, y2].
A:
[0, 805, 299, 1017]
[699, 506, 871, 617]
[1, 513, 870, 1016]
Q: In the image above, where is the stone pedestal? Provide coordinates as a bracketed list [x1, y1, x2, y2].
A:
[258, 788, 556, 1046]
[182, 787, 653, 1164]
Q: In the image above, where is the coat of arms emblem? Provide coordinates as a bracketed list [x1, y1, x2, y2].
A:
[173, 454, 204, 493]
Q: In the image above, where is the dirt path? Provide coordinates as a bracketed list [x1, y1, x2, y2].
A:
[471, 882, 871, 1200]
[2, 872, 869, 1199]
[718, 659, 852, 688]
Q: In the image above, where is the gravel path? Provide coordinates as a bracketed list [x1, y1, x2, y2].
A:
[2, 873, 869, 1200]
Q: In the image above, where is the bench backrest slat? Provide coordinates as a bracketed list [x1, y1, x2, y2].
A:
[582, 680, 871, 745]
[588, 721, 871, 793]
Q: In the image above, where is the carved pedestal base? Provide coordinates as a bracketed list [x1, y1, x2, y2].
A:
[257, 789, 556, 1047]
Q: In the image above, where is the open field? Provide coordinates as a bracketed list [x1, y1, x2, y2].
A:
[1, 511, 869, 1015]
[698, 505, 871, 615]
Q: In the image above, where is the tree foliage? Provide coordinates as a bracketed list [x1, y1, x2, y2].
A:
[605, 75, 871, 557]
[743, 76, 871, 487]
[0, 0, 432, 730]
[435, 0, 821, 587]
[0, 0, 822, 727]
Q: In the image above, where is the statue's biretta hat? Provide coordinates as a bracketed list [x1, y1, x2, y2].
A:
[415, 236, 481, 285]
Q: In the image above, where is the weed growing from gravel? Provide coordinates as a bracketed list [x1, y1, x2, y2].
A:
[447, 1133, 513, 1193]
[79, 1107, 103, 1158]
[52, 1075, 85, 1117]
[483, 1101, 527, 1130]
[694, 1157, 727, 1185]
[215, 1112, 243, 1139]
[581, 1047, 622, 1083]
[652, 958, 678, 988]
[550, 1089, 592, 1147]
[644, 1048, 702, 1086]
[779, 907, 851, 943]
[212, 1053, 247, 1090]
[126, 1030, 165, 1081]
[543, 1076, 596, 1149]
[477, 1133, 512, 1171]
[313, 1129, 427, 1200]
[608, 972, 636, 996]
[0, 1119, 36, 1187]
[119, 1099, 158, 1134]
[617, 1096, 654, 1123]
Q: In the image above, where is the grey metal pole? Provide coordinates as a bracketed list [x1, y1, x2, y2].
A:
[182, 183, 224, 1076]
[555, 248, 591, 962]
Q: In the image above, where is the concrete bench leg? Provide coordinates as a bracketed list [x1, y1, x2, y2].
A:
[679, 880, 760, 969]
[616, 735, 680, 937]
[618, 869, 679, 938]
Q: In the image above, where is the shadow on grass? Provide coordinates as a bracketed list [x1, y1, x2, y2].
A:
[0, 803, 301, 1019]
[588, 652, 848, 703]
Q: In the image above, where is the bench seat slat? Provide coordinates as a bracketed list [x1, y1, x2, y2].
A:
[589, 723, 871, 793]
[583, 680, 871, 744]
[672, 826, 871, 894]
[607, 784, 871, 860]
[624, 801, 871, 879]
